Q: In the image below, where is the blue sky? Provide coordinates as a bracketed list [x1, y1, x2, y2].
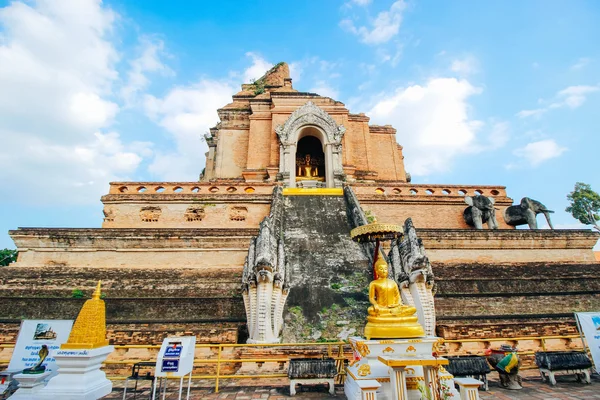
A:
[0, 0, 599, 249]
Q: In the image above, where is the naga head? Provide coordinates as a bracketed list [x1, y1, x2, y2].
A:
[256, 263, 273, 283]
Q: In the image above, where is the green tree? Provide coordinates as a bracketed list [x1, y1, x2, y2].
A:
[566, 182, 600, 232]
[0, 249, 17, 266]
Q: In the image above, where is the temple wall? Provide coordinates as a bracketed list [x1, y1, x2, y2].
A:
[103, 201, 270, 229]
[418, 229, 599, 263]
[9, 228, 256, 269]
[215, 128, 249, 178]
[367, 126, 405, 181]
[102, 182, 273, 229]
[246, 116, 271, 171]
[355, 183, 514, 230]
[345, 117, 371, 174]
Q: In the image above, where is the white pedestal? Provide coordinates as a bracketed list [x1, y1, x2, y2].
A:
[454, 377, 483, 400]
[35, 345, 114, 400]
[344, 337, 460, 400]
[11, 371, 52, 399]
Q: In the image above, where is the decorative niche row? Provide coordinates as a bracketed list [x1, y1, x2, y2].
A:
[103, 205, 249, 223]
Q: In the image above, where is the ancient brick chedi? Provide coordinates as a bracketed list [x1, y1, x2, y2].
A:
[3, 62, 599, 346]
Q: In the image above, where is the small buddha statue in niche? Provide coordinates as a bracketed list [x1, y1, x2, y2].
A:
[364, 258, 425, 339]
[297, 154, 319, 178]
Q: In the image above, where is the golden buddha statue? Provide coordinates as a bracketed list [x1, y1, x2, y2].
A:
[364, 258, 425, 339]
[296, 154, 321, 180]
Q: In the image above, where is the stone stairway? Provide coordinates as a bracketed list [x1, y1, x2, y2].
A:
[280, 194, 372, 342]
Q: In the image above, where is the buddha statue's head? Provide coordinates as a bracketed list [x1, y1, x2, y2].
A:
[374, 258, 389, 279]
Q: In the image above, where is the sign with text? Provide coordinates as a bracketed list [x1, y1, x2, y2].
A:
[155, 336, 195, 377]
[7, 320, 73, 382]
[164, 344, 182, 358]
[575, 312, 600, 368]
[161, 359, 179, 372]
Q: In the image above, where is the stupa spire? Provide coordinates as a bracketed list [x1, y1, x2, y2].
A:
[61, 280, 109, 349]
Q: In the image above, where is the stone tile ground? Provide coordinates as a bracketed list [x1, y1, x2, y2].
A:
[107, 370, 599, 399]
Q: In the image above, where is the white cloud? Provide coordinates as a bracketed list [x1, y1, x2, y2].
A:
[289, 61, 303, 83]
[377, 44, 403, 66]
[243, 52, 272, 83]
[0, 0, 148, 204]
[570, 57, 590, 70]
[487, 121, 510, 149]
[340, 0, 406, 45]
[513, 139, 567, 166]
[368, 77, 485, 175]
[349, 0, 372, 6]
[516, 108, 546, 119]
[517, 85, 599, 118]
[554, 85, 599, 108]
[69, 92, 119, 128]
[121, 36, 173, 105]
[309, 81, 339, 99]
[143, 80, 236, 180]
[450, 55, 479, 76]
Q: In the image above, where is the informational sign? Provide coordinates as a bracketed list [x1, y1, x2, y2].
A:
[6, 320, 74, 382]
[575, 312, 600, 368]
[164, 345, 182, 358]
[161, 359, 179, 372]
[155, 336, 195, 378]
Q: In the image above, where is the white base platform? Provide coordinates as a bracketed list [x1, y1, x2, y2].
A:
[11, 371, 52, 399]
[34, 345, 114, 400]
[344, 336, 461, 400]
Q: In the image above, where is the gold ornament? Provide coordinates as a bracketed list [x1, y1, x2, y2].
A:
[355, 341, 371, 357]
[61, 281, 109, 349]
[363, 259, 425, 339]
[357, 363, 371, 377]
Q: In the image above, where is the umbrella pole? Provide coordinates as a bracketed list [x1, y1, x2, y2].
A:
[373, 238, 380, 279]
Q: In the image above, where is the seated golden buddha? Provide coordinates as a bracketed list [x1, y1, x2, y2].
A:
[296, 154, 324, 181]
[364, 258, 425, 339]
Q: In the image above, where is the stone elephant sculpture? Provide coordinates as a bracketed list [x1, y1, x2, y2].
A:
[503, 197, 554, 229]
[463, 195, 499, 229]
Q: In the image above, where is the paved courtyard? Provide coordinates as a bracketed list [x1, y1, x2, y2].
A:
[107, 370, 599, 400]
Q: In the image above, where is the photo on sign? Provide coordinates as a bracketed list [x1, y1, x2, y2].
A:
[593, 315, 600, 330]
[33, 323, 57, 340]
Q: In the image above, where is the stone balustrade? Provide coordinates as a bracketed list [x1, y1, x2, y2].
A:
[108, 182, 275, 195]
[351, 183, 508, 199]
[107, 182, 508, 199]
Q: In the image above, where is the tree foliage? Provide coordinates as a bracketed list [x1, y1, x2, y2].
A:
[0, 249, 17, 266]
[566, 182, 600, 231]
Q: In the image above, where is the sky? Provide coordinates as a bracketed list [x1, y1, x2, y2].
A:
[0, 0, 599, 249]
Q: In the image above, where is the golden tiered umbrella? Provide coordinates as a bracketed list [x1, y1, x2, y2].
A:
[350, 220, 403, 278]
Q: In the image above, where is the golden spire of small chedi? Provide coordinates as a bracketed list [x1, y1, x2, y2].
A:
[61, 281, 109, 349]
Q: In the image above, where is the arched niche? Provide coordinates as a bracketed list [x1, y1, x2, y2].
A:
[295, 128, 326, 184]
[275, 101, 346, 188]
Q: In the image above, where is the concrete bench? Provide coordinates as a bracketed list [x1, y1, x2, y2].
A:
[447, 355, 490, 391]
[535, 351, 592, 386]
[288, 358, 337, 396]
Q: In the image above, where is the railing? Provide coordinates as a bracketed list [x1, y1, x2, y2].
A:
[442, 335, 583, 356]
[0, 335, 584, 393]
[352, 184, 508, 198]
[107, 182, 275, 195]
